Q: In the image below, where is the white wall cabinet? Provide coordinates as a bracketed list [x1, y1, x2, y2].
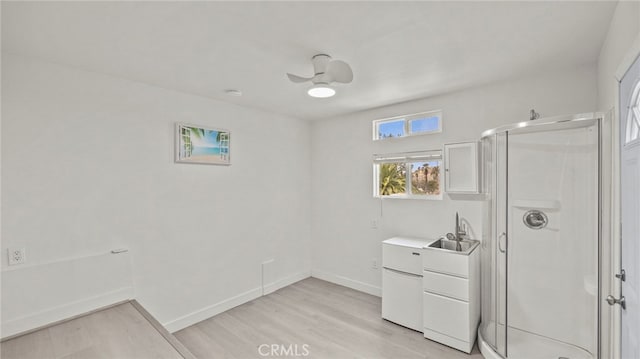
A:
[444, 142, 479, 193]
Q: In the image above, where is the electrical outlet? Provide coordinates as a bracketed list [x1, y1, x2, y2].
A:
[372, 258, 378, 269]
[8, 247, 26, 265]
[371, 219, 379, 229]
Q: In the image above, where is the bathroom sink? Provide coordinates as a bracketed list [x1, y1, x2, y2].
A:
[426, 238, 480, 255]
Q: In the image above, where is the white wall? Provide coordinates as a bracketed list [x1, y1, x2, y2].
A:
[597, 0, 640, 112]
[2, 24, 615, 336]
[310, 65, 598, 296]
[1, 53, 311, 334]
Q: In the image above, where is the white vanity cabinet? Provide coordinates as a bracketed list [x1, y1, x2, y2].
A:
[421, 244, 480, 353]
[444, 142, 479, 194]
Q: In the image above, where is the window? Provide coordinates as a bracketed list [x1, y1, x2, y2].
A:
[373, 110, 442, 140]
[373, 150, 442, 199]
[626, 80, 640, 145]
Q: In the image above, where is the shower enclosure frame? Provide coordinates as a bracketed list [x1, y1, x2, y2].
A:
[477, 113, 610, 359]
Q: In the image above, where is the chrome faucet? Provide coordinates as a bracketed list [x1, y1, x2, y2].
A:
[446, 212, 467, 251]
[455, 212, 467, 239]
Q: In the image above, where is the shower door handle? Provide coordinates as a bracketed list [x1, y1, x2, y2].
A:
[606, 295, 626, 310]
[498, 232, 507, 253]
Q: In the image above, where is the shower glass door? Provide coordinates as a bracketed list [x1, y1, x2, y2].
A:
[480, 132, 507, 357]
[505, 121, 599, 358]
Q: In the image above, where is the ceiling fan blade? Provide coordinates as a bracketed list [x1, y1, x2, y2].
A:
[287, 73, 313, 83]
[326, 60, 353, 84]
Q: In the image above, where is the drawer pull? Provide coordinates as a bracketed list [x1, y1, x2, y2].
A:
[412, 252, 420, 256]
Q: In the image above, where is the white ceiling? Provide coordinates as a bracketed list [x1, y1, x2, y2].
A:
[2, 1, 616, 120]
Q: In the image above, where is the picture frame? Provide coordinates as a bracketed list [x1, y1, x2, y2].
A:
[175, 123, 231, 165]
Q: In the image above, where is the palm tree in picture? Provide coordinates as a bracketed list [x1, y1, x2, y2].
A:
[182, 127, 205, 158]
[189, 127, 206, 139]
[180, 126, 203, 158]
[379, 163, 406, 195]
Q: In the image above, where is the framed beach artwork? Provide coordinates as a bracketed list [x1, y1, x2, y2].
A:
[175, 123, 231, 165]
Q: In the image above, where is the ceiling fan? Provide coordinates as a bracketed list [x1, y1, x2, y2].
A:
[287, 54, 353, 98]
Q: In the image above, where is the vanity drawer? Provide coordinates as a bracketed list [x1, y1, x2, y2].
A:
[422, 270, 469, 301]
[422, 249, 468, 278]
[423, 291, 471, 342]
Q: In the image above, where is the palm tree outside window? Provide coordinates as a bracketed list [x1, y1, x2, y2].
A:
[374, 150, 442, 199]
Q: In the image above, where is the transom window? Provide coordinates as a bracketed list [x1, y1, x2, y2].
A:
[626, 80, 640, 145]
[373, 150, 442, 199]
[373, 110, 442, 140]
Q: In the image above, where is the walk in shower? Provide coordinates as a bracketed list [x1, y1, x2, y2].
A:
[478, 114, 604, 359]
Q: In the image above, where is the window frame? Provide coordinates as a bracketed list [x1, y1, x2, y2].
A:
[373, 150, 443, 200]
[373, 110, 443, 141]
[625, 79, 640, 147]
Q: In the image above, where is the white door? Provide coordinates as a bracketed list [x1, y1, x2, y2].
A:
[620, 53, 640, 359]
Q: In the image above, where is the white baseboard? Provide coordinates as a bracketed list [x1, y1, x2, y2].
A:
[1, 286, 133, 340]
[311, 269, 382, 297]
[163, 270, 311, 333]
[162, 287, 262, 333]
[263, 270, 311, 295]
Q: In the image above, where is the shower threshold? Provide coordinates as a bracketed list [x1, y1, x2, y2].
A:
[478, 323, 594, 359]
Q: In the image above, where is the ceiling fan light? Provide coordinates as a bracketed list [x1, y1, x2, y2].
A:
[307, 84, 336, 98]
